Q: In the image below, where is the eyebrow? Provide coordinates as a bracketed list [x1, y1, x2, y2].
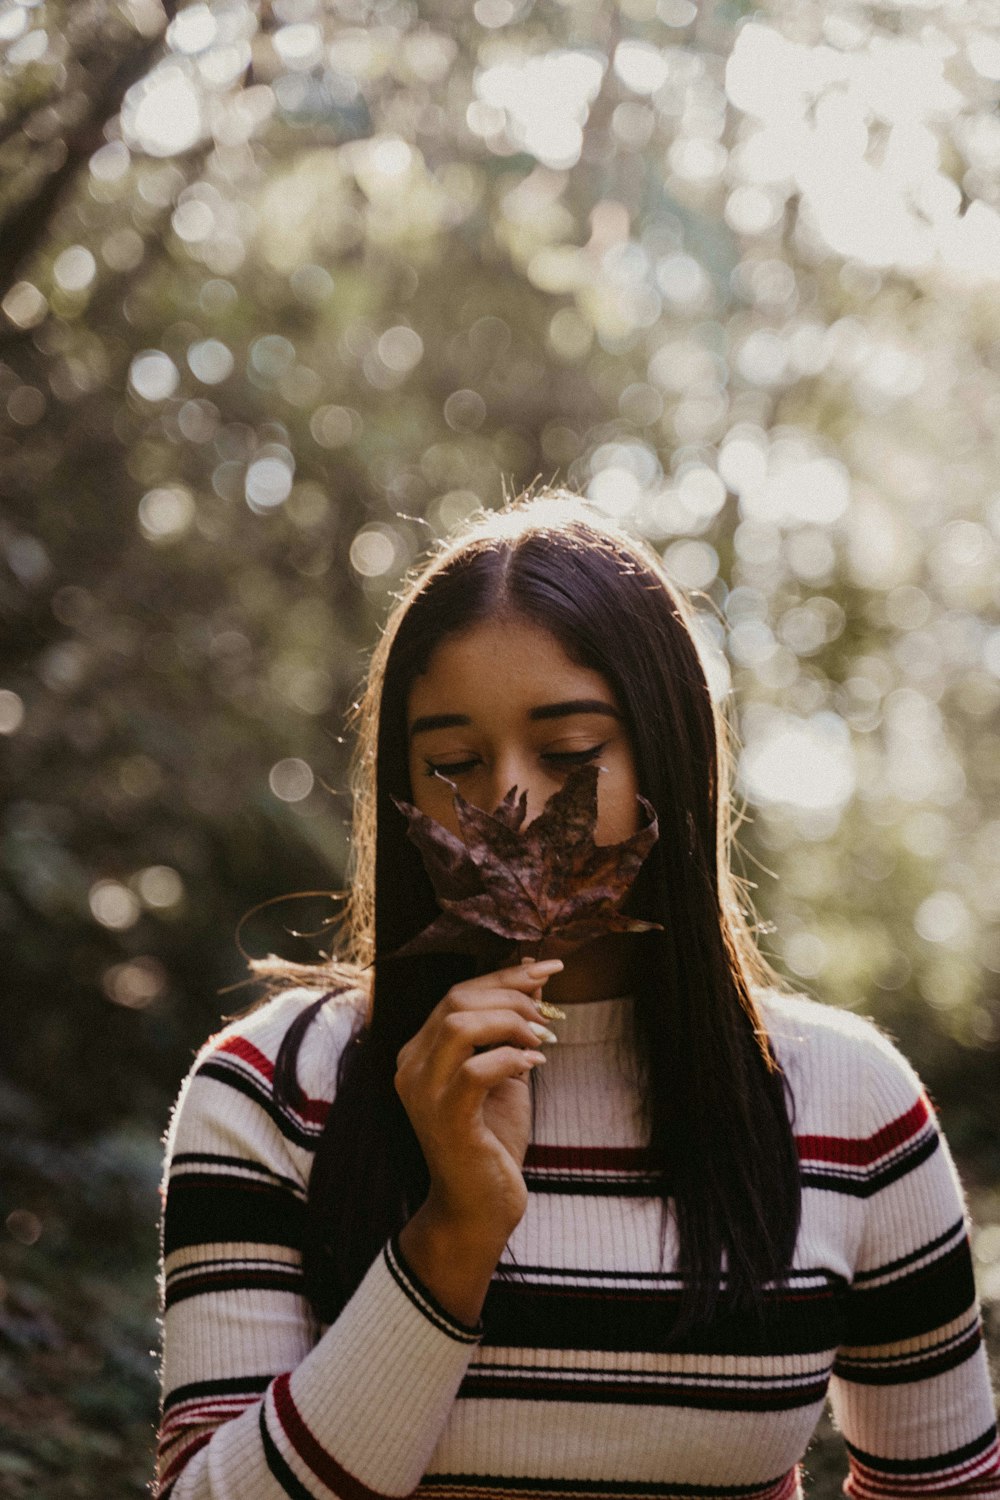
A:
[408, 699, 623, 739]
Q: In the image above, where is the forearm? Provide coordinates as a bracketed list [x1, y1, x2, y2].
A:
[160, 1234, 484, 1499]
[397, 1199, 511, 1327]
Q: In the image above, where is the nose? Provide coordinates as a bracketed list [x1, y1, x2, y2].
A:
[481, 756, 548, 826]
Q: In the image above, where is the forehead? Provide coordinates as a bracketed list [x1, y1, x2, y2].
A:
[407, 617, 613, 716]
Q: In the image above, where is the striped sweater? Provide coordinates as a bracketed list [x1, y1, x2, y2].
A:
[154, 985, 1000, 1500]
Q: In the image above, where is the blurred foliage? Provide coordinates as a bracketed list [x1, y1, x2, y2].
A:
[1, 0, 999, 1493]
[0, 1080, 159, 1498]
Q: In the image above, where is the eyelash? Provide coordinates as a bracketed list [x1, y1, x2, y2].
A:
[424, 743, 609, 778]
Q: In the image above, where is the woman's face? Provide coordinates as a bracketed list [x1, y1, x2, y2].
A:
[405, 614, 641, 844]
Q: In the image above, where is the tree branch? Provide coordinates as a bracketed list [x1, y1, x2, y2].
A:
[0, 0, 179, 306]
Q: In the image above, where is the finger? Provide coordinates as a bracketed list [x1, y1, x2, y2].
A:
[433, 1008, 558, 1075]
[501, 957, 564, 986]
[448, 1046, 547, 1105]
[455, 959, 563, 1003]
[436, 987, 558, 1037]
[414, 1006, 552, 1098]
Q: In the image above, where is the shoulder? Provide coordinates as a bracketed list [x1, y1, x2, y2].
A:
[164, 984, 368, 1160]
[755, 983, 920, 1078]
[754, 985, 928, 1132]
[754, 991, 970, 1261]
[192, 983, 367, 1084]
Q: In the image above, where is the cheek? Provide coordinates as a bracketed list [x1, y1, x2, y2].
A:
[431, 805, 462, 840]
[597, 775, 643, 842]
[409, 773, 460, 836]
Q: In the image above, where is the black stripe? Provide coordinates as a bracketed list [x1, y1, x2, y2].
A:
[459, 1369, 829, 1411]
[164, 1267, 304, 1310]
[164, 1254, 296, 1278]
[385, 1235, 483, 1344]
[195, 1060, 321, 1150]
[259, 1402, 318, 1500]
[523, 1174, 660, 1197]
[833, 1324, 982, 1386]
[536, 1135, 943, 1202]
[495, 1264, 845, 1291]
[464, 1357, 831, 1383]
[862, 1127, 940, 1191]
[163, 1174, 305, 1257]
[800, 1129, 938, 1198]
[841, 1239, 977, 1346]
[852, 1217, 965, 1284]
[171, 1151, 304, 1196]
[162, 1372, 272, 1416]
[420, 1472, 795, 1498]
[846, 1422, 997, 1475]
[481, 1278, 845, 1356]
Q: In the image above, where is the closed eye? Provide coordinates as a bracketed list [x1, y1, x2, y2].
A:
[423, 758, 478, 778]
[545, 744, 608, 766]
[424, 743, 608, 778]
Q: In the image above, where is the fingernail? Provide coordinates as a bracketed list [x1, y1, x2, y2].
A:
[522, 1050, 547, 1066]
[526, 959, 564, 975]
[528, 1022, 558, 1044]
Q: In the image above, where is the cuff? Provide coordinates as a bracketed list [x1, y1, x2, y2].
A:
[385, 1230, 485, 1344]
[278, 1233, 484, 1495]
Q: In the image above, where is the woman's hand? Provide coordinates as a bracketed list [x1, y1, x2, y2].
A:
[394, 958, 562, 1241]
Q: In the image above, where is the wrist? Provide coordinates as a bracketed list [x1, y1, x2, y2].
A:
[409, 1195, 515, 1262]
[397, 1200, 511, 1329]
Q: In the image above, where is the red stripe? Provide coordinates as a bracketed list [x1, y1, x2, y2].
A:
[417, 1472, 801, 1500]
[209, 1038, 931, 1169]
[796, 1096, 930, 1168]
[848, 1440, 1000, 1492]
[160, 1398, 253, 1431]
[215, 1037, 329, 1124]
[770, 1467, 801, 1500]
[271, 1370, 396, 1500]
[847, 1471, 999, 1498]
[216, 1035, 276, 1080]
[525, 1099, 930, 1175]
[157, 1431, 212, 1488]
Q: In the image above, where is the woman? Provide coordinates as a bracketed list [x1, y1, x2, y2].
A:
[155, 490, 999, 1500]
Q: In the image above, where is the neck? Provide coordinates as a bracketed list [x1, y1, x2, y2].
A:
[538, 933, 641, 1005]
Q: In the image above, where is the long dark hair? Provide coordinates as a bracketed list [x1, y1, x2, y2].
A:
[247, 490, 802, 1342]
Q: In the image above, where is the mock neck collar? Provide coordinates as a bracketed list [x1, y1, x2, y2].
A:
[547, 992, 635, 1045]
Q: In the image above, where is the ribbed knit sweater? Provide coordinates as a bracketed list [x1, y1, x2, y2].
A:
[154, 985, 1000, 1500]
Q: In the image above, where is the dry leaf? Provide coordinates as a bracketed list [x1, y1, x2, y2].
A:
[389, 762, 662, 961]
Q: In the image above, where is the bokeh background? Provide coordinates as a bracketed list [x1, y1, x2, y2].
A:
[2, 0, 999, 1494]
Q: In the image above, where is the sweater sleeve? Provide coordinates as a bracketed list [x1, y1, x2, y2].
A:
[154, 991, 483, 1500]
[827, 1026, 1000, 1500]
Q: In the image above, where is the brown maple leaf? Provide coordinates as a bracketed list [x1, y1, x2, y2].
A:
[388, 762, 662, 962]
